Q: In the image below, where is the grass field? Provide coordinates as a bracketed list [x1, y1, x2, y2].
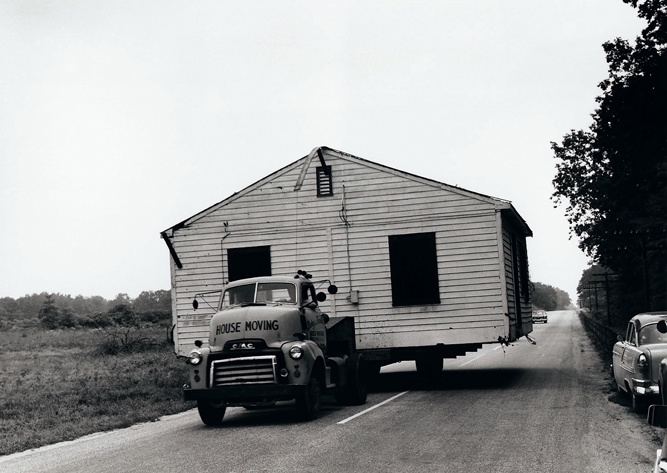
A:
[0, 326, 191, 456]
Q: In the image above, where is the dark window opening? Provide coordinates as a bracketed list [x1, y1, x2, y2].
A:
[316, 166, 333, 197]
[227, 246, 271, 282]
[388, 232, 440, 306]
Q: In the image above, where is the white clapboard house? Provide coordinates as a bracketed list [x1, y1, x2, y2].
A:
[162, 146, 533, 359]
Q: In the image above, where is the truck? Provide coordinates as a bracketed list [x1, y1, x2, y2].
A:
[183, 271, 369, 425]
[165, 147, 535, 425]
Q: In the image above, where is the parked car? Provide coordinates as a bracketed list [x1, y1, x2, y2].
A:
[532, 310, 548, 323]
[612, 312, 667, 412]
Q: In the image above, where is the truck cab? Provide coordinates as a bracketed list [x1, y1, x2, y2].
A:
[183, 272, 366, 425]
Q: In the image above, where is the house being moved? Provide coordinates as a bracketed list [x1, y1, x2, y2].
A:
[162, 146, 533, 367]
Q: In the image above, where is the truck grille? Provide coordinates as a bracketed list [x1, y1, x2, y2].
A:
[210, 355, 278, 386]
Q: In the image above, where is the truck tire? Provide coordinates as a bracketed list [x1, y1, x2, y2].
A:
[197, 400, 226, 426]
[416, 356, 442, 382]
[366, 361, 382, 386]
[296, 374, 322, 420]
[336, 352, 368, 406]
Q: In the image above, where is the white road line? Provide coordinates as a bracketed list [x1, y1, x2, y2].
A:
[337, 391, 409, 425]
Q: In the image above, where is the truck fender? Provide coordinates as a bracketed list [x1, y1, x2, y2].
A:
[302, 342, 327, 387]
[282, 340, 326, 385]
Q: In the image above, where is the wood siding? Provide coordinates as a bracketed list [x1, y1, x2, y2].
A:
[167, 149, 531, 355]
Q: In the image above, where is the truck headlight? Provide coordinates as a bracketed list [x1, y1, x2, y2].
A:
[188, 350, 203, 366]
[289, 345, 303, 360]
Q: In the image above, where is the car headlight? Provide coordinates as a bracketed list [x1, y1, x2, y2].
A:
[637, 354, 648, 370]
[188, 349, 203, 366]
[289, 345, 303, 360]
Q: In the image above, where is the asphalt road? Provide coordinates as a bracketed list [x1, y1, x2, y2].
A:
[0, 310, 661, 472]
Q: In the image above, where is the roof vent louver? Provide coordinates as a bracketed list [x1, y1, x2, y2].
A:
[316, 166, 333, 197]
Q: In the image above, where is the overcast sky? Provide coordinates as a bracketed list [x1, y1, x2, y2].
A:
[0, 1, 646, 303]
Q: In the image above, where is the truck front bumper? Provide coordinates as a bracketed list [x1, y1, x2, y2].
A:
[184, 384, 307, 403]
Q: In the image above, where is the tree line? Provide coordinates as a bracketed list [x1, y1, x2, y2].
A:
[552, 0, 666, 322]
[531, 283, 572, 311]
[0, 290, 171, 330]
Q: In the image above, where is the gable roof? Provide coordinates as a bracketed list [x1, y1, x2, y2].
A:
[163, 146, 532, 237]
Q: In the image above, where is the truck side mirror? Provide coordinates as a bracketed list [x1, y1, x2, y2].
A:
[317, 292, 327, 302]
[328, 285, 338, 294]
[192, 298, 199, 310]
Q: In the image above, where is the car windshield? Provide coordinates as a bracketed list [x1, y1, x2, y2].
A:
[221, 282, 296, 308]
[638, 323, 667, 345]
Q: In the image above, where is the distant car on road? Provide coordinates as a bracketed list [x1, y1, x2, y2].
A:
[612, 312, 667, 412]
[532, 310, 548, 323]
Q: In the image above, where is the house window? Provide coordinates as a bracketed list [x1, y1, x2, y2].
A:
[316, 166, 333, 197]
[388, 232, 440, 306]
[227, 246, 271, 282]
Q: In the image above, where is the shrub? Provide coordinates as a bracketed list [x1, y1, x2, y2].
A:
[95, 306, 167, 355]
[137, 310, 171, 326]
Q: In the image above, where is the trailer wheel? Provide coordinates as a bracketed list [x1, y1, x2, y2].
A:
[416, 356, 443, 381]
[197, 400, 226, 426]
[336, 352, 368, 406]
[296, 374, 322, 420]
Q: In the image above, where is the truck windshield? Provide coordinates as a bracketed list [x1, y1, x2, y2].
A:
[221, 282, 297, 308]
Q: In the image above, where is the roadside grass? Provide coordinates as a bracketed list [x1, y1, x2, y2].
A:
[0, 327, 191, 456]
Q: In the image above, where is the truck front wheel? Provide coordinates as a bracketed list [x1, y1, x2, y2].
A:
[296, 375, 322, 420]
[197, 400, 226, 426]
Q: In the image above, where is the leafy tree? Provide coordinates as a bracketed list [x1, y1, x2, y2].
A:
[532, 282, 572, 311]
[133, 290, 171, 314]
[532, 283, 558, 310]
[555, 288, 572, 310]
[36, 294, 78, 329]
[552, 0, 667, 316]
[107, 304, 138, 327]
[17, 293, 48, 320]
[0, 297, 20, 320]
[109, 293, 131, 308]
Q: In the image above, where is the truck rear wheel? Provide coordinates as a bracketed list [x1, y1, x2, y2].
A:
[197, 400, 226, 426]
[296, 374, 322, 420]
[416, 356, 442, 381]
